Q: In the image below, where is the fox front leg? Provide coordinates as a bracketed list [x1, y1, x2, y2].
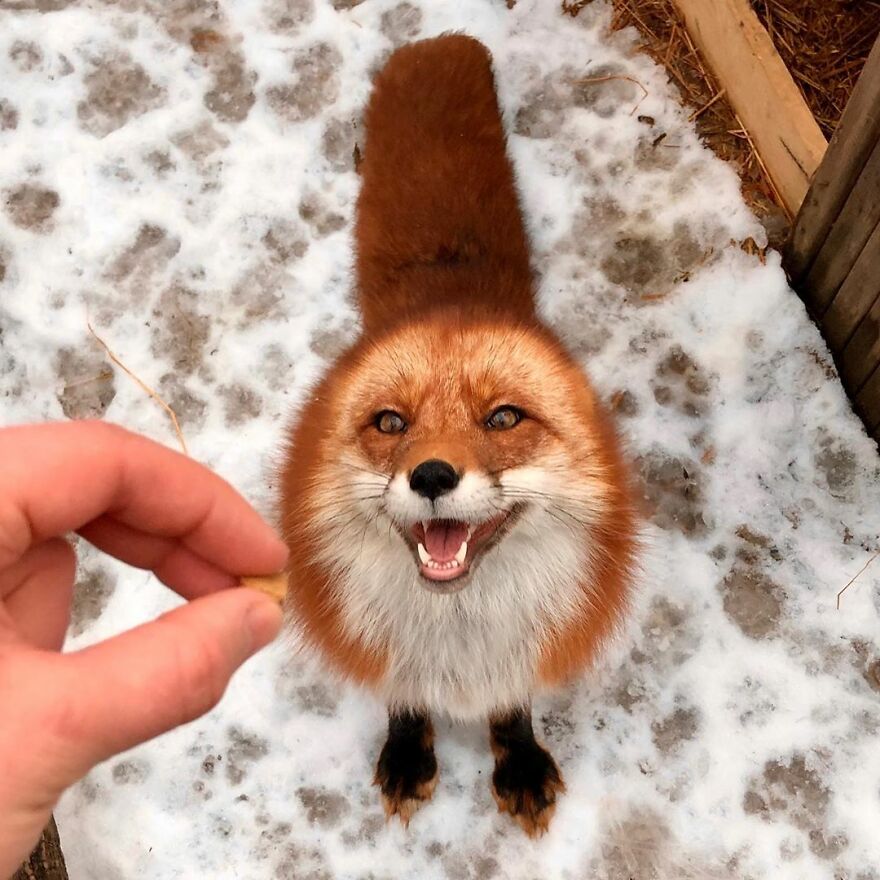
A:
[489, 705, 564, 837]
[374, 707, 438, 826]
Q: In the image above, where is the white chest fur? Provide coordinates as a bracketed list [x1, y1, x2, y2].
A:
[323, 509, 590, 721]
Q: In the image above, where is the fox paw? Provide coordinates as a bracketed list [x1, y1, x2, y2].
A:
[491, 743, 564, 837]
[374, 729, 438, 827]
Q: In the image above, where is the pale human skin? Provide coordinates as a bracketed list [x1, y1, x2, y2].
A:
[0, 422, 287, 878]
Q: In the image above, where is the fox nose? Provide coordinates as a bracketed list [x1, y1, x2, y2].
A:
[409, 459, 459, 501]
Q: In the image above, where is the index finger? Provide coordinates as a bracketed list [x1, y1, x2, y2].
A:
[0, 422, 288, 579]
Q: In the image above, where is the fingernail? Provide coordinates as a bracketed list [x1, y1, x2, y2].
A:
[245, 597, 283, 653]
[267, 537, 290, 569]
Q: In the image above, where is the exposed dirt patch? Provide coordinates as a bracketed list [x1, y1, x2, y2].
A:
[322, 116, 360, 172]
[55, 347, 116, 419]
[263, 219, 309, 264]
[651, 705, 700, 754]
[380, 2, 422, 45]
[70, 567, 115, 636]
[104, 224, 181, 283]
[514, 74, 569, 139]
[220, 382, 263, 426]
[265, 0, 314, 33]
[266, 42, 342, 122]
[652, 345, 711, 418]
[721, 566, 785, 640]
[112, 760, 150, 784]
[78, 53, 166, 137]
[733, 524, 782, 564]
[0, 99, 18, 131]
[601, 224, 704, 297]
[743, 752, 845, 859]
[298, 193, 345, 237]
[815, 432, 856, 500]
[150, 285, 210, 375]
[226, 727, 269, 785]
[230, 263, 286, 323]
[4, 183, 59, 232]
[158, 373, 208, 429]
[296, 786, 351, 827]
[203, 50, 257, 123]
[254, 821, 293, 859]
[571, 63, 637, 118]
[171, 119, 230, 163]
[588, 806, 728, 880]
[609, 389, 639, 417]
[309, 319, 358, 360]
[636, 451, 707, 537]
[144, 149, 175, 175]
[257, 344, 296, 392]
[9, 40, 43, 71]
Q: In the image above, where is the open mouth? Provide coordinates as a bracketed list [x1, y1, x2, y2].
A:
[407, 508, 520, 591]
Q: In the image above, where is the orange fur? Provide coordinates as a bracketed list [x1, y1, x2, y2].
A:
[280, 35, 638, 697]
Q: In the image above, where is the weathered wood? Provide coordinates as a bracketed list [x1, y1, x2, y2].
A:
[822, 218, 880, 355]
[13, 818, 69, 880]
[801, 136, 880, 317]
[855, 362, 880, 433]
[786, 36, 880, 284]
[670, 0, 827, 218]
[841, 288, 880, 393]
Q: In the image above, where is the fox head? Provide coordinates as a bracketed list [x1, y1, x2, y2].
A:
[284, 313, 624, 598]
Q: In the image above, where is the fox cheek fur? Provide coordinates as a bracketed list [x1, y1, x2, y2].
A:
[280, 35, 638, 836]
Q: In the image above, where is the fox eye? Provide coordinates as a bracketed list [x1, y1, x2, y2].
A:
[486, 406, 523, 430]
[375, 410, 407, 434]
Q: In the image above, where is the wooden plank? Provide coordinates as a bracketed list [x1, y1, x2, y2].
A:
[822, 218, 880, 356]
[13, 818, 69, 880]
[670, 0, 827, 219]
[801, 136, 880, 316]
[786, 36, 880, 283]
[855, 361, 880, 433]
[840, 286, 880, 393]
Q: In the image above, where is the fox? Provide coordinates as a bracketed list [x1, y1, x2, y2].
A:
[280, 33, 638, 836]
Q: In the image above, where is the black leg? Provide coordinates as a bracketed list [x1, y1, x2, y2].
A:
[489, 705, 564, 837]
[374, 707, 438, 825]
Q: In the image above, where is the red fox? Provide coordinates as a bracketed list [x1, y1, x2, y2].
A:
[281, 34, 638, 836]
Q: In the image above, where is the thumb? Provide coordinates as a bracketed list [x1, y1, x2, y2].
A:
[38, 588, 282, 785]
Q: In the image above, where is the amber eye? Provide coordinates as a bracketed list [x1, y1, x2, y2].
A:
[375, 410, 407, 434]
[486, 406, 523, 430]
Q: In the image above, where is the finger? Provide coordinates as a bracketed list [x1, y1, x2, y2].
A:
[0, 538, 76, 650]
[36, 588, 282, 779]
[79, 515, 238, 599]
[0, 421, 287, 580]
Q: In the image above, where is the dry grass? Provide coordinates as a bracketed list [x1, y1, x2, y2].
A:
[751, 0, 880, 139]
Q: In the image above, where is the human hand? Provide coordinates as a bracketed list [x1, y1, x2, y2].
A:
[0, 421, 287, 878]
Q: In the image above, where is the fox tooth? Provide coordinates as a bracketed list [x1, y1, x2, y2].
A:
[455, 541, 468, 565]
[417, 543, 431, 565]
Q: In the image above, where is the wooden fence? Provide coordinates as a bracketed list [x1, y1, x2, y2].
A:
[785, 38, 880, 444]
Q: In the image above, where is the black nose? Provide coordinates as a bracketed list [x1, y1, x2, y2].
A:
[409, 459, 459, 501]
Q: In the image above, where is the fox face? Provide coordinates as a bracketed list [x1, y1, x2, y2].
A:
[299, 313, 613, 596]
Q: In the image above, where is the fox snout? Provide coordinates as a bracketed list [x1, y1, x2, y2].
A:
[409, 459, 460, 501]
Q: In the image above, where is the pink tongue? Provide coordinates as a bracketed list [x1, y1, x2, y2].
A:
[423, 520, 469, 562]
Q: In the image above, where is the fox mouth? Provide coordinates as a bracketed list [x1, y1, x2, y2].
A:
[405, 507, 521, 592]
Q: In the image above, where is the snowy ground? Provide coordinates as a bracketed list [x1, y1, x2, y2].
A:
[1, 0, 879, 877]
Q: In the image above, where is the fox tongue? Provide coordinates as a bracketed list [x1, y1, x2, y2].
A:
[423, 520, 469, 562]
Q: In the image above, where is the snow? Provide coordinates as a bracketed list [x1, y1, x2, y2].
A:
[1, 0, 879, 877]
